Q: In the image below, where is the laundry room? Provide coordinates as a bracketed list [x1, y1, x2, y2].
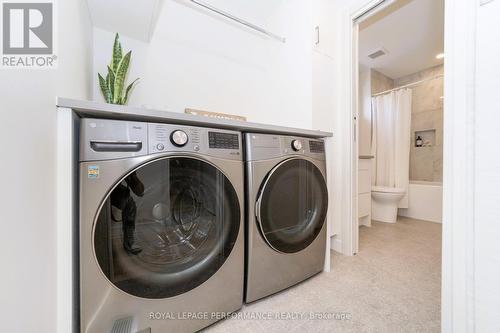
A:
[1, 0, 500, 333]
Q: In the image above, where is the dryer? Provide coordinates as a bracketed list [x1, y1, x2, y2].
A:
[244, 133, 328, 303]
[79, 118, 244, 333]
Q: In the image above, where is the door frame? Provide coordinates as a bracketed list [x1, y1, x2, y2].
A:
[441, 0, 477, 331]
[336, 0, 391, 256]
[337, 0, 478, 331]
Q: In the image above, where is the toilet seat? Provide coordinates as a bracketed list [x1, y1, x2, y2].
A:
[372, 186, 405, 193]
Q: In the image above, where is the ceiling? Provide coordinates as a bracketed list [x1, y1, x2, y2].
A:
[359, 0, 444, 79]
[87, 0, 163, 42]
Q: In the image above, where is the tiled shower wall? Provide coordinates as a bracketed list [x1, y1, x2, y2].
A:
[394, 65, 444, 182]
[371, 69, 394, 94]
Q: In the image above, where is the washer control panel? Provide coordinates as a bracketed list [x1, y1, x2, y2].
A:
[149, 123, 241, 160]
[81, 118, 242, 161]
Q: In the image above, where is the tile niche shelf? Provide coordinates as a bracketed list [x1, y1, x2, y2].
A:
[414, 129, 436, 147]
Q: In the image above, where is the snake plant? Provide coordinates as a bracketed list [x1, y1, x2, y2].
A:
[98, 33, 139, 105]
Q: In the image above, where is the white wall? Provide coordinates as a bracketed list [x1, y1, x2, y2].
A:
[358, 69, 372, 156]
[0, 0, 93, 332]
[92, 0, 314, 129]
[311, 0, 338, 244]
[311, 0, 356, 247]
[311, 0, 367, 252]
[474, 0, 500, 330]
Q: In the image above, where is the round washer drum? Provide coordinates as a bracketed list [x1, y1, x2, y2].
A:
[256, 158, 328, 254]
[93, 157, 240, 299]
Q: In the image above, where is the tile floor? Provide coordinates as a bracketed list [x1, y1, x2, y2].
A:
[205, 217, 442, 332]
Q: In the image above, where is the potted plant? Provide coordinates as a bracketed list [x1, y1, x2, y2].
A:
[98, 33, 139, 105]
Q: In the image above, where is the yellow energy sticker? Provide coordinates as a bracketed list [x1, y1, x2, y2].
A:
[88, 166, 99, 179]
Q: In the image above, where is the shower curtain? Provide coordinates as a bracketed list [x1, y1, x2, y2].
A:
[371, 88, 412, 208]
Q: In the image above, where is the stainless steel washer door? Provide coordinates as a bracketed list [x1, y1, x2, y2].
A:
[93, 157, 240, 299]
[256, 158, 328, 254]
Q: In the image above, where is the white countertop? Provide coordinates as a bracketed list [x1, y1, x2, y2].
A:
[57, 98, 333, 139]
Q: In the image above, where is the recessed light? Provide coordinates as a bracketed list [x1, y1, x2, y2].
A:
[436, 53, 445, 59]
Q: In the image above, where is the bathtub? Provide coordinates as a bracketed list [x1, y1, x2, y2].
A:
[398, 181, 443, 223]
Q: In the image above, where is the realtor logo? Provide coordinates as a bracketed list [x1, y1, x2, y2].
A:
[1, 1, 57, 68]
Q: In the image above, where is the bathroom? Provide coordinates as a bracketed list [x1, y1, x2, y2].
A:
[356, 0, 444, 231]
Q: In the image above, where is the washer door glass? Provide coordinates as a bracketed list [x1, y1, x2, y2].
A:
[93, 157, 240, 299]
[257, 158, 328, 253]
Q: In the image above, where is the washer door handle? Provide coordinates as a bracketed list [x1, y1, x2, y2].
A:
[90, 141, 142, 152]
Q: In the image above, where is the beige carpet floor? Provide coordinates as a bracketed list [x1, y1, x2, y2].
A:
[205, 217, 442, 333]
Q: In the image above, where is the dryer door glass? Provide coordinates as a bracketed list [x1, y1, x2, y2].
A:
[257, 159, 328, 253]
[93, 157, 240, 299]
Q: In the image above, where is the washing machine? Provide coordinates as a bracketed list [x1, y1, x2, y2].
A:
[79, 118, 244, 333]
[244, 133, 329, 303]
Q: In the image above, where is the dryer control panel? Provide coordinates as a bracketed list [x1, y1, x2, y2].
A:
[244, 133, 326, 162]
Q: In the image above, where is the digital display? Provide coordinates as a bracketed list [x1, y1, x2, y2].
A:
[309, 140, 325, 153]
[208, 132, 239, 149]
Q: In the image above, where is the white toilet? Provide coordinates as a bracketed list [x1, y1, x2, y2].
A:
[371, 186, 406, 223]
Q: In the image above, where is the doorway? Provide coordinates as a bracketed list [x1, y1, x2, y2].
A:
[333, 0, 477, 331]
[355, 0, 444, 249]
[347, 1, 445, 329]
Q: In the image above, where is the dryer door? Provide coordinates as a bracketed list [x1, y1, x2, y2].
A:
[256, 158, 328, 253]
[93, 157, 240, 299]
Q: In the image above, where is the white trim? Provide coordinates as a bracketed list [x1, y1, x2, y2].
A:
[56, 108, 77, 333]
[324, 230, 331, 272]
[352, 21, 360, 254]
[324, 137, 334, 272]
[442, 0, 477, 332]
[330, 236, 343, 253]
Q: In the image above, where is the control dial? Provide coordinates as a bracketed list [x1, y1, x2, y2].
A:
[170, 130, 189, 147]
[291, 139, 303, 151]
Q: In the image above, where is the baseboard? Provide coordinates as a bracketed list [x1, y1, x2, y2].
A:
[330, 235, 342, 253]
[359, 215, 371, 227]
[398, 212, 442, 224]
